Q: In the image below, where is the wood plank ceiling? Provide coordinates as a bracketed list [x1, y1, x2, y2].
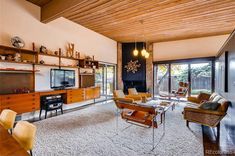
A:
[27, 0, 235, 42]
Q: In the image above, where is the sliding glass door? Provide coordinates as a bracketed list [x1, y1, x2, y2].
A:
[190, 63, 212, 95]
[154, 59, 213, 97]
[106, 65, 115, 96]
[171, 64, 188, 93]
[154, 64, 169, 97]
[95, 65, 105, 95]
[95, 63, 116, 100]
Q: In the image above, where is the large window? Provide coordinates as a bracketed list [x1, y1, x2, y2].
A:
[154, 59, 213, 97]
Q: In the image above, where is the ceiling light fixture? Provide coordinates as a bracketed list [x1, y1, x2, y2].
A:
[133, 36, 139, 56]
[138, 20, 149, 59]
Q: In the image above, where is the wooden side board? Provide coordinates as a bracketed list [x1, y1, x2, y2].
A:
[0, 87, 101, 114]
[0, 93, 40, 114]
[66, 88, 85, 104]
[66, 87, 101, 104]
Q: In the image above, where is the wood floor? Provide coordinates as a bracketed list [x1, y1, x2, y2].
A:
[202, 105, 235, 156]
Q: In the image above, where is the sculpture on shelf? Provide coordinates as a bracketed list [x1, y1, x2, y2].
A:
[39, 60, 45, 64]
[40, 46, 47, 53]
[76, 51, 80, 59]
[14, 53, 21, 62]
[11, 36, 25, 48]
[67, 43, 74, 57]
[54, 51, 58, 56]
[32, 42, 35, 51]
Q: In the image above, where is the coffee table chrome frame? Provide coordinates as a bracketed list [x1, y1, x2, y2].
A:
[115, 106, 166, 151]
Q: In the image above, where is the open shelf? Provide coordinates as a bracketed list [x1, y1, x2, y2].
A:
[39, 53, 60, 58]
[0, 68, 39, 73]
[60, 65, 78, 68]
[0, 45, 37, 54]
[0, 60, 34, 65]
[60, 56, 81, 60]
[35, 63, 60, 67]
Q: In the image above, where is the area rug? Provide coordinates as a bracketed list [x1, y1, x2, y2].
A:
[33, 101, 203, 156]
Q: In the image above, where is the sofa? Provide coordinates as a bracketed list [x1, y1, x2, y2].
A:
[184, 92, 230, 137]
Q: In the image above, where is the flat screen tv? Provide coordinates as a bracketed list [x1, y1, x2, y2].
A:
[50, 69, 75, 89]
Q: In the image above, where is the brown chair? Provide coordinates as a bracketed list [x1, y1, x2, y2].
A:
[113, 90, 142, 102]
[172, 82, 189, 101]
[128, 88, 152, 102]
[114, 98, 158, 150]
[184, 92, 230, 138]
[160, 82, 188, 102]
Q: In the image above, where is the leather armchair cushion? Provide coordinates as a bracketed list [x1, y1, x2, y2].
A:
[128, 88, 138, 95]
[13, 121, 36, 151]
[0, 109, 17, 130]
[114, 90, 125, 98]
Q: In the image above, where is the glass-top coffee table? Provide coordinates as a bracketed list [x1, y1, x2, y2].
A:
[135, 100, 176, 124]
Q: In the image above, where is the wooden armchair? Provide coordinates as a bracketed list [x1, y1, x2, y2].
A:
[114, 99, 158, 149]
[113, 90, 142, 102]
[128, 88, 152, 102]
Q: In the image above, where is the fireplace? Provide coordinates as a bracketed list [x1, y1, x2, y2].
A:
[123, 80, 146, 94]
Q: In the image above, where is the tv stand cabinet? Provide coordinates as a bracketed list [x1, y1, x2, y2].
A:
[0, 87, 100, 114]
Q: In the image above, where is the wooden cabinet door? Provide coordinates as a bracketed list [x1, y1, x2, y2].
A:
[85, 88, 94, 100]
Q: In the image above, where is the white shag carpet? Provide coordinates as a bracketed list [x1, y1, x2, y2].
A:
[33, 101, 203, 156]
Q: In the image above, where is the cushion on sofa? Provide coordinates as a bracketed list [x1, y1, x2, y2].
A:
[199, 102, 220, 110]
[209, 93, 218, 101]
[212, 95, 222, 103]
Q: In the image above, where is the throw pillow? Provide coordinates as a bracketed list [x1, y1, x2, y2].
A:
[199, 102, 220, 110]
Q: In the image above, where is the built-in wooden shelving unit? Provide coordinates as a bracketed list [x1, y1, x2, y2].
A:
[0, 45, 99, 93]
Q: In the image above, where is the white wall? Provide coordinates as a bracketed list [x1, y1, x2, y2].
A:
[0, 0, 117, 91]
[153, 35, 229, 61]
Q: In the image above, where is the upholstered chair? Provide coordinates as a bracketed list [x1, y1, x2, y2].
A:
[13, 121, 36, 156]
[0, 109, 17, 133]
[128, 88, 152, 101]
[113, 90, 142, 102]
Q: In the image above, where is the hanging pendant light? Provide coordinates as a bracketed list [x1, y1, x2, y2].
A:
[133, 38, 139, 56]
[133, 49, 139, 56]
[145, 51, 150, 58]
[141, 42, 146, 56]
